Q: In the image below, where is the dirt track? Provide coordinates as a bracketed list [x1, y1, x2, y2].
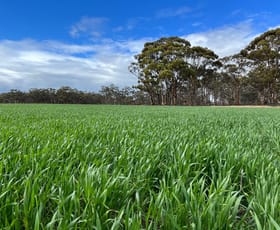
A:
[213, 105, 280, 108]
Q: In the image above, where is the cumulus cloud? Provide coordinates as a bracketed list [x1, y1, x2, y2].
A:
[0, 39, 147, 92]
[185, 21, 256, 57]
[70, 17, 109, 38]
[0, 21, 269, 93]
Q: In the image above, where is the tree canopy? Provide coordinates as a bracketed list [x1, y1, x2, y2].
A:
[129, 37, 219, 105]
[241, 28, 280, 104]
[130, 28, 280, 105]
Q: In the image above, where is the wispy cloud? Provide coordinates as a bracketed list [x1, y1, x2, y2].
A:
[231, 9, 243, 16]
[229, 10, 276, 29]
[156, 6, 191, 18]
[125, 17, 151, 31]
[192, 22, 202, 27]
[70, 17, 109, 38]
[112, 26, 124, 32]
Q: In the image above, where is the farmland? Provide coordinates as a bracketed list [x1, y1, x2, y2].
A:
[0, 104, 280, 229]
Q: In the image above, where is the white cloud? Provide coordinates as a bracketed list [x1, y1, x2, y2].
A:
[185, 21, 256, 57]
[0, 39, 146, 92]
[268, 25, 280, 30]
[44, 41, 97, 54]
[0, 21, 271, 93]
[70, 17, 108, 38]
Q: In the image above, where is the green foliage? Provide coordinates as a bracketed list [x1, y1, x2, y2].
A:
[0, 104, 280, 229]
[0, 85, 150, 105]
[129, 37, 219, 105]
[130, 28, 280, 105]
[241, 28, 280, 104]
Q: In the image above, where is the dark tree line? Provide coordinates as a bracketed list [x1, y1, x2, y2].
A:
[129, 28, 280, 105]
[0, 85, 150, 104]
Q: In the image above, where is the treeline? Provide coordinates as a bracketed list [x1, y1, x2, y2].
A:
[1, 28, 279, 106]
[129, 28, 280, 105]
[0, 85, 150, 104]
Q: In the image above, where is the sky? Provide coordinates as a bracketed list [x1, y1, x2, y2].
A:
[0, 0, 279, 92]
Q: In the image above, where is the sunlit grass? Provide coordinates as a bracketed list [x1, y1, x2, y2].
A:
[0, 104, 279, 229]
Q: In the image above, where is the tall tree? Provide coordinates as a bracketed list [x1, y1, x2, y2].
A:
[129, 37, 192, 105]
[220, 54, 249, 105]
[129, 37, 219, 105]
[99, 84, 122, 104]
[241, 28, 280, 104]
[186, 46, 219, 105]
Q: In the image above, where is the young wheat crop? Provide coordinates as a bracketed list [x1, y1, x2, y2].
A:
[0, 104, 279, 229]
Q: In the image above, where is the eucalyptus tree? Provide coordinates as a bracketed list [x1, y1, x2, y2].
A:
[129, 37, 219, 105]
[241, 28, 280, 104]
[129, 37, 192, 105]
[186, 46, 219, 105]
[220, 54, 249, 105]
[99, 84, 122, 104]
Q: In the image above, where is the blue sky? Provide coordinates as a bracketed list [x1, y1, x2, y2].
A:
[0, 0, 279, 92]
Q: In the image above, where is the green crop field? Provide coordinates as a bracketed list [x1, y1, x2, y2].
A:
[0, 104, 280, 229]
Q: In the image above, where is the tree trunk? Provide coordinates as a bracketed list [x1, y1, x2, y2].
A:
[234, 86, 240, 105]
